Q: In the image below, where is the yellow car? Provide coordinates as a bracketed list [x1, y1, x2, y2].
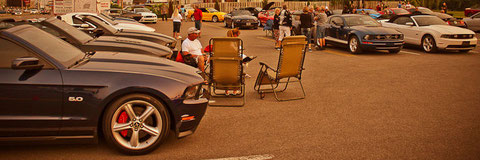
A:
[187, 8, 226, 22]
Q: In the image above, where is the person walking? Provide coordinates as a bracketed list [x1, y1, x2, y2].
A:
[193, 6, 203, 37]
[172, 7, 182, 39]
[273, 8, 281, 49]
[315, 6, 328, 50]
[180, 5, 186, 20]
[300, 7, 313, 52]
[278, 4, 292, 48]
[160, 5, 168, 21]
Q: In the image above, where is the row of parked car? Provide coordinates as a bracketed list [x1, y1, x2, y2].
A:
[0, 12, 208, 155]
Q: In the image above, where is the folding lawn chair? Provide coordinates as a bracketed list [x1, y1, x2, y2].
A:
[253, 36, 307, 101]
[207, 37, 245, 106]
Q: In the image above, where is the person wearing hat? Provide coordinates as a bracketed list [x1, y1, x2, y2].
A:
[182, 27, 205, 72]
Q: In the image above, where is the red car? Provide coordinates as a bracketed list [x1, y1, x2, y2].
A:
[378, 8, 410, 19]
[258, 10, 274, 26]
[465, 7, 480, 17]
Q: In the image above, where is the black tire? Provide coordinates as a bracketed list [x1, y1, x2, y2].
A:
[212, 16, 218, 22]
[254, 26, 258, 29]
[103, 94, 170, 155]
[389, 48, 401, 54]
[224, 20, 228, 27]
[421, 35, 437, 53]
[348, 35, 362, 54]
[258, 20, 262, 27]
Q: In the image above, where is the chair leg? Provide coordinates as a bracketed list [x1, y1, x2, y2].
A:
[272, 78, 306, 101]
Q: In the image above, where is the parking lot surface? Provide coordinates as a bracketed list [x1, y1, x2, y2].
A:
[1, 18, 480, 159]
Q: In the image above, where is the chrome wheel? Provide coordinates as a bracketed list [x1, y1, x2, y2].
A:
[212, 16, 218, 22]
[111, 100, 162, 150]
[349, 36, 358, 53]
[422, 36, 434, 52]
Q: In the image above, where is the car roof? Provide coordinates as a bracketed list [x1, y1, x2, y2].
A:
[388, 14, 435, 22]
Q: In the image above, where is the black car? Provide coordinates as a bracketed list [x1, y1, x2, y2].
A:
[0, 24, 208, 154]
[325, 14, 404, 54]
[38, 17, 172, 57]
[224, 10, 259, 29]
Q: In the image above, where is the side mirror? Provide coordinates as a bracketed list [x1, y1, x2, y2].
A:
[406, 22, 414, 26]
[11, 57, 44, 70]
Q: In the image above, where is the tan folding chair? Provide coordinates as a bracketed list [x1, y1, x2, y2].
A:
[254, 36, 307, 101]
[208, 37, 245, 106]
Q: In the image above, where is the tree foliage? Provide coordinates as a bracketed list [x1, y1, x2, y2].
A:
[215, 0, 220, 11]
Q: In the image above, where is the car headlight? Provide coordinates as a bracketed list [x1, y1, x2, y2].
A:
[182, 83, 205, 99]
[363, 35, 373, 40]
[235, 19, 241, 22]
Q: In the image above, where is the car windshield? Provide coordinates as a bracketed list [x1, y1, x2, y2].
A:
[413, 16, 447, 26]
[99, 14, 118, 25]
[6, 26, 85, 67]
[231, 10, 251, 16]
[85, 16, 118, 34]
[100, 13, 115, 20]
[344, 16, 381, 26]
[419, 8, 433, 14]
[208, 8, 219, 12]
[135, 8, 151, 12]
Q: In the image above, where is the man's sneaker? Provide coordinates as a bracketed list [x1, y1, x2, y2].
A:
[308, 48, 313, 52]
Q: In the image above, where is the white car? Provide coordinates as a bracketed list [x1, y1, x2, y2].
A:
[133, 8, 158, 23]
[30, 9, 39, 14]
[60, 12, 155, 32]
[464, 12, 480, 32]
[381, 15, 477, 53]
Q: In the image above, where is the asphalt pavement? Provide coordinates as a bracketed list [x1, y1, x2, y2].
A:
[1, 18, 480, 159]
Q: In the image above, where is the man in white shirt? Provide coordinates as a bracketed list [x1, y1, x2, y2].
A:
[182, 27, 205, 72]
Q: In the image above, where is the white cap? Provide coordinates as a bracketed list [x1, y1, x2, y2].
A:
[187, 27, 200, 34]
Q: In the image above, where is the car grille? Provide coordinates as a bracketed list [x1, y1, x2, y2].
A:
[373, 34, 402, 40]
[240, 19, 256, 23]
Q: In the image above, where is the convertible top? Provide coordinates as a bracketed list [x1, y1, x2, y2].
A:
[387, 14, 431, 23]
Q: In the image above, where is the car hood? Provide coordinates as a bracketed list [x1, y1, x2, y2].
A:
[113, 23, 155, 32]
[76, 52, 203, 85]
[139, 12, 157, 16]
[87, 36, 172, 57]
[429, 12, 454, 20]
[350, 26, 401, 35]
[121, 29, 176, 42]
[233, 15, 257, 20]
[422, 25, 475, 34]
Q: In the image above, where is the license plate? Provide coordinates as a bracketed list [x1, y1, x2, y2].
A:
[246, 23, 251, 26]
[462, 41, 470, 46]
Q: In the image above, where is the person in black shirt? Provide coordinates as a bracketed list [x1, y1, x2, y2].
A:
[300, 6, 314, 52]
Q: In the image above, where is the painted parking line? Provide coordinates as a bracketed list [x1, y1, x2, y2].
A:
[400, 50, 422, 55]
[206, 154, 274, 160]
[256, 36, 276, 42]
[322, 49, 357, 57]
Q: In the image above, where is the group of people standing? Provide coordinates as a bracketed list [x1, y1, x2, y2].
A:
[272, 5, 329, 51]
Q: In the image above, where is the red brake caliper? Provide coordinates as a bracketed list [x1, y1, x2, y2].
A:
[117, 111, 129, 137]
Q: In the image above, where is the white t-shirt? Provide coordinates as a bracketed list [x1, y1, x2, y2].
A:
[182, 38, 203, 56]
[172, 13, 182, 22]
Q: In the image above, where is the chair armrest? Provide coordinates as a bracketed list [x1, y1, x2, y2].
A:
[259, 62, 276, 72]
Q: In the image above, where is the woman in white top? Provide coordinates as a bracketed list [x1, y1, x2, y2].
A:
[172, 7, 183, 39]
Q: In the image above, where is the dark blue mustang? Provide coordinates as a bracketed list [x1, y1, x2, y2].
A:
[325, 14, 405, 54]
[0, 25, 208, 155]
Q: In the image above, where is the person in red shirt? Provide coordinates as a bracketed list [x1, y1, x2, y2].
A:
[193, 6, 203, 37]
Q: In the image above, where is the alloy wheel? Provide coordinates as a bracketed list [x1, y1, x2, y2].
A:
[212, 16, 218, 22]
[423, 36, 433, 52]
[111, 100, 163, 151]
[349, 37, 358, 53]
